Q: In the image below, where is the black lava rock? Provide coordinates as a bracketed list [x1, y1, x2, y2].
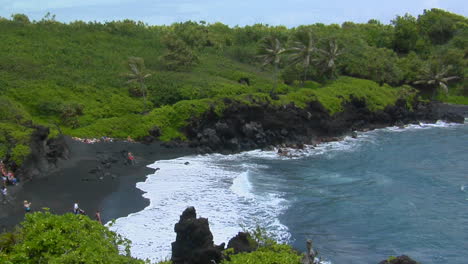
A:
[171, 207, 224, 264]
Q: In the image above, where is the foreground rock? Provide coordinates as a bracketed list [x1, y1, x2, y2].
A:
[171, 207, 224, 264]
[226, 232, 256, 254]
[378, 255, 419, 264]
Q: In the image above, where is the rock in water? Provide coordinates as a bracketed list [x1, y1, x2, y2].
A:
[171, 207, 224, 264]
[378, 255, 419, 264]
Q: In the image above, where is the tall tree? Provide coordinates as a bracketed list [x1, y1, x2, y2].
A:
[318, 39, 342, 80]
[414, 63, 459, 98]
[288, 30, 317, 85]
[162, 33, 199, 72]
[125, 57, 151, 111]
[391, 14, 419, 53]
[257, 36, 286, 93]
[417, 8, 468, 45]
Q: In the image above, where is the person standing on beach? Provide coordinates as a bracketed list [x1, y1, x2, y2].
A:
[95, 210, 102, 224]
[24, 200, 32, 212]
[127, 152, 135, 165]
[1, 186, 7, 204]
[73, 202, 80, 214]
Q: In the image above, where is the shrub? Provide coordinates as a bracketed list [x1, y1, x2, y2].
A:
[0, 211, 144, 264]
[222, 244, 301, 264]
[10, 144, 30, 166]
[60, 103, 84, 128]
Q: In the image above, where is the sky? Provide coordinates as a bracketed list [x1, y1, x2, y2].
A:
[0, 0, 466, 27]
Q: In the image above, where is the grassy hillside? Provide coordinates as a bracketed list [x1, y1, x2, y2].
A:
[0, 10, 466, 165]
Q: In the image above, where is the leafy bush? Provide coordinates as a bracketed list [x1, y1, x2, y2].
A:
[0, 96, 31, 122]
[10, 144, 30, 166]
[0, 211, 144, 264]
[222, 244, 302, 264]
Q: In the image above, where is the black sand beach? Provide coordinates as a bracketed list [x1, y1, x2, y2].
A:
[1, 137, 195, 231]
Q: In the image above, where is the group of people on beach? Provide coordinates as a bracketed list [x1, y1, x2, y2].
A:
[71, 136, 113, 144]
[1, 160, 18, 201]
[71, 135, 136, 144]
[21, 200, 102, 224]
[73, 202, 102, 224]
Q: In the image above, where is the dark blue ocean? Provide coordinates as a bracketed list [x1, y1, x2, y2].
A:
[111, 121, 468, 263]
[246, 121, 468, 264]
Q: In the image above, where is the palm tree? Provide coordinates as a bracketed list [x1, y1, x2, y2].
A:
[317, 40, 342, 80]
[125, 57, 151, 111]
[414, 64, 459, 98]
[288, 30, 317, 85]
[257, 36, 285, 93]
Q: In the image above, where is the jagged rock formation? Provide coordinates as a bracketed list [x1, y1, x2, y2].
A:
[171, 207, 224, 264]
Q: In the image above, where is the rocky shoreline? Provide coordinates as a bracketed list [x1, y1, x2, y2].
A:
[2, 100, 467, 229]
[1, 100, 467, 263]
[185, 99, 466, 154]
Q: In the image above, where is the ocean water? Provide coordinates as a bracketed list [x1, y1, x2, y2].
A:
[110, 120, 468, 264]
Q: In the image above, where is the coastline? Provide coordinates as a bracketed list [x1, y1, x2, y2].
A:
[108, 118, 468, 262]
[2, 102, 467, 232]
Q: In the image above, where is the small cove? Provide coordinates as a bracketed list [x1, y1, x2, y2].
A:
[111, 121, 468, 263]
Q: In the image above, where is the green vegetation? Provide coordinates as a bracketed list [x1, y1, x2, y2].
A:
[0, 211, 302, 264]
[220, 225, 312, 264]
[223, 244, 302, 264]
[0, 9, 466, 167]
[0, 211, 144, 264]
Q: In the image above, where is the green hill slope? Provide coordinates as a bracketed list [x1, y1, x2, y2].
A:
[0, 10, 466, 165]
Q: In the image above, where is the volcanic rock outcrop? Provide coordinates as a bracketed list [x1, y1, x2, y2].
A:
[171, 207, 224, 264]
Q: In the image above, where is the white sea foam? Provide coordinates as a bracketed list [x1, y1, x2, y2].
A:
[108, 155, 290, 262]
[384, 120, 464, 132]
[231, 171, 254, 199]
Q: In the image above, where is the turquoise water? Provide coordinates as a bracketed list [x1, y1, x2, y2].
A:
[245, 122, 468, 263]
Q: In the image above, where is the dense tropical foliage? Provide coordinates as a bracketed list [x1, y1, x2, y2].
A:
[0, 8, 466, 166]
[0, 211, 144, 264]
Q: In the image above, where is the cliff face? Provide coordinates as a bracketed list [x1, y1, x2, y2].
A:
[18, 126, 69, 180]
[184, 98, 465, 153]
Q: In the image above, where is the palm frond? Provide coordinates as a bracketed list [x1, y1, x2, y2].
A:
[439, 82, 448, 93]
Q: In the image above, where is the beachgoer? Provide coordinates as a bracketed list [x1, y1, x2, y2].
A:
[24, 200, 32, 212]
[127, 136, 134, 142]
[73, 202, 80, 214]
[95, 210, 102, 224]
[1, 186, 7, 202]
[127, 152, 135, 165]
[7, 172, 16, 185]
